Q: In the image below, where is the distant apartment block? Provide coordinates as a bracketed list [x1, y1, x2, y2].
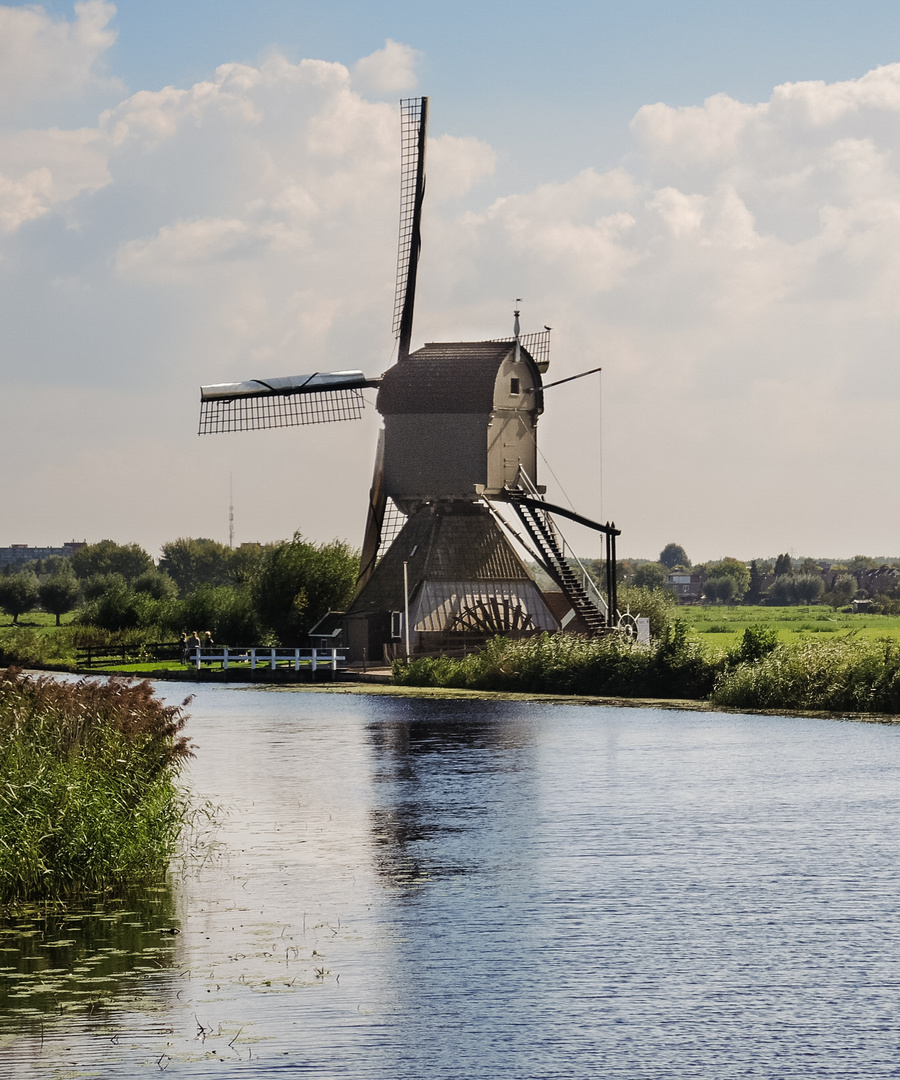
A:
[0, 541, 87, 568]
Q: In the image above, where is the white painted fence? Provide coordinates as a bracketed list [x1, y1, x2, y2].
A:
[190, 647, 345, 675]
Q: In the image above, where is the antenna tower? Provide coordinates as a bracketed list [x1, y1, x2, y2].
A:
[229, 474, 234, 549]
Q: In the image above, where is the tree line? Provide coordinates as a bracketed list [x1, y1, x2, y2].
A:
[0, 535, 359, 644]
[606, 543, 897, 607]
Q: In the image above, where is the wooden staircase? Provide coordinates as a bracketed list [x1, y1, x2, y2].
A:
[507, 492, 607, 635]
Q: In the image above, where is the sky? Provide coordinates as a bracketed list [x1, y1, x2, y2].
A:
[4, 1, 900, 562]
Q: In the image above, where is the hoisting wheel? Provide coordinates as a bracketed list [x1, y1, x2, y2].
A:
[617, 611, 639, 641]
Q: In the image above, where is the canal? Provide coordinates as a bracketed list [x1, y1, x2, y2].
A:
[2, 685, 900, 1077]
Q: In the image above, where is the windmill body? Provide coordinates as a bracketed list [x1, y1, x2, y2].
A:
[342, 338, 560, 660]
[378, 340, 543, 508]
[199, 97, 625, 661]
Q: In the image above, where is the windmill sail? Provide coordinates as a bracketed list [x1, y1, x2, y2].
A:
[393, 97, 428, 362]
[199, 371, 380, 434]
[489, 328, 552, 372]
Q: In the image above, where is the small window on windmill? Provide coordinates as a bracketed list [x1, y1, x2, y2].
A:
[390, 611, 403, 638]
[510, 377, 520, 395]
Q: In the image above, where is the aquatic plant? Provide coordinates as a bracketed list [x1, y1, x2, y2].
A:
[0, 668, 193, 903]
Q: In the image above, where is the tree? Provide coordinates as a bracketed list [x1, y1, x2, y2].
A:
[70, 540, 153, 582]
[799, 557, 822, 575]
[633, 562, 668, 589]
[773, 553, 793, 577]
[828, 574, 856, 610]
[769, 575, 794, 606]
[159, 537, 234, 596]
[132, 568, 178, 601]
[229, 542, 273, 584]
[706, 557, 750, 602]
[181, 585, 259, 643]
[794, 573, 825, 605]
[746, 560, 766, 604]
[705, 576, 735, 604]
[81, 572, 127, 601]
[0, 573, 40, 624]
[252, 533, 359, 643]
[659, 543, 690, 570]
[39, 569, 81, 626]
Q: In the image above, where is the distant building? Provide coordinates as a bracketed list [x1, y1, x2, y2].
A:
[0, 541, 87, 568]
[854, 565, 900, 596]
[666, 572, 705, 603]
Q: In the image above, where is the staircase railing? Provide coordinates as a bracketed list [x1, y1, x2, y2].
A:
[513, 468, 607, 616]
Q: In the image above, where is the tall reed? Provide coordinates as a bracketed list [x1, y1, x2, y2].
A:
[711, 636, 900, 713]
[395, 624, 718, 699]
[0, 668, 192, 903]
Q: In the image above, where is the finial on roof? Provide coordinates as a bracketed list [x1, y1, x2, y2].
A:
[514, 299, 522, 363]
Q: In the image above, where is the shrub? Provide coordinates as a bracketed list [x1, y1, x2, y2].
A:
[728, 623, 779, 664]
[180, 585, 260, 643]
[617, 585, 676, 639]
[0, 626, 78, 667]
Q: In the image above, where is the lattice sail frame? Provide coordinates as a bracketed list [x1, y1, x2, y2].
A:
[490, 328, 551, 370]
[374, 497, 408, 565]
[393, 97, 428, 355]
[199, 388, 366, 434]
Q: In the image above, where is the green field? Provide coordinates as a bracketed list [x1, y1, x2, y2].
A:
[682, 605, 900, 653]
[0, 611, 76, 631]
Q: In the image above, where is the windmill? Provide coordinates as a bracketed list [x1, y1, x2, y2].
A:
[199, 97, 632, 660]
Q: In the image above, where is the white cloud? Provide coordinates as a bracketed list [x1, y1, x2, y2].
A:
[352, 39, 420, 93]
[6, 51, 900, 558]
[425, 134, 495, 202]
[0, 128, 108, 232]
[0, 1, 121, 119]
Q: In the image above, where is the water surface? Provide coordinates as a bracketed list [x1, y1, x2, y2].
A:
[3, 687, 900, 1077]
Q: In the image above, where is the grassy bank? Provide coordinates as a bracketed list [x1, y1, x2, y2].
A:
[395, 624, 715, 699]
[395, 624, 900, 715]
[0, 669, 192, 904]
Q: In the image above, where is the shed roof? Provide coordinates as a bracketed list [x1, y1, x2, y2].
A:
[377, 341, 541, 415]
[346, 501, 534, 615]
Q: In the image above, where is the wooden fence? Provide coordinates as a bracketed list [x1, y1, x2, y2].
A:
[76, 641, 180, 668]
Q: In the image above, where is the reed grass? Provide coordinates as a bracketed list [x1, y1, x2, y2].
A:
[711, 636, 900, 713]
[395, 623, 717, 699]
[0, 668, 193, 903]
[396, 624, 900, 714]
